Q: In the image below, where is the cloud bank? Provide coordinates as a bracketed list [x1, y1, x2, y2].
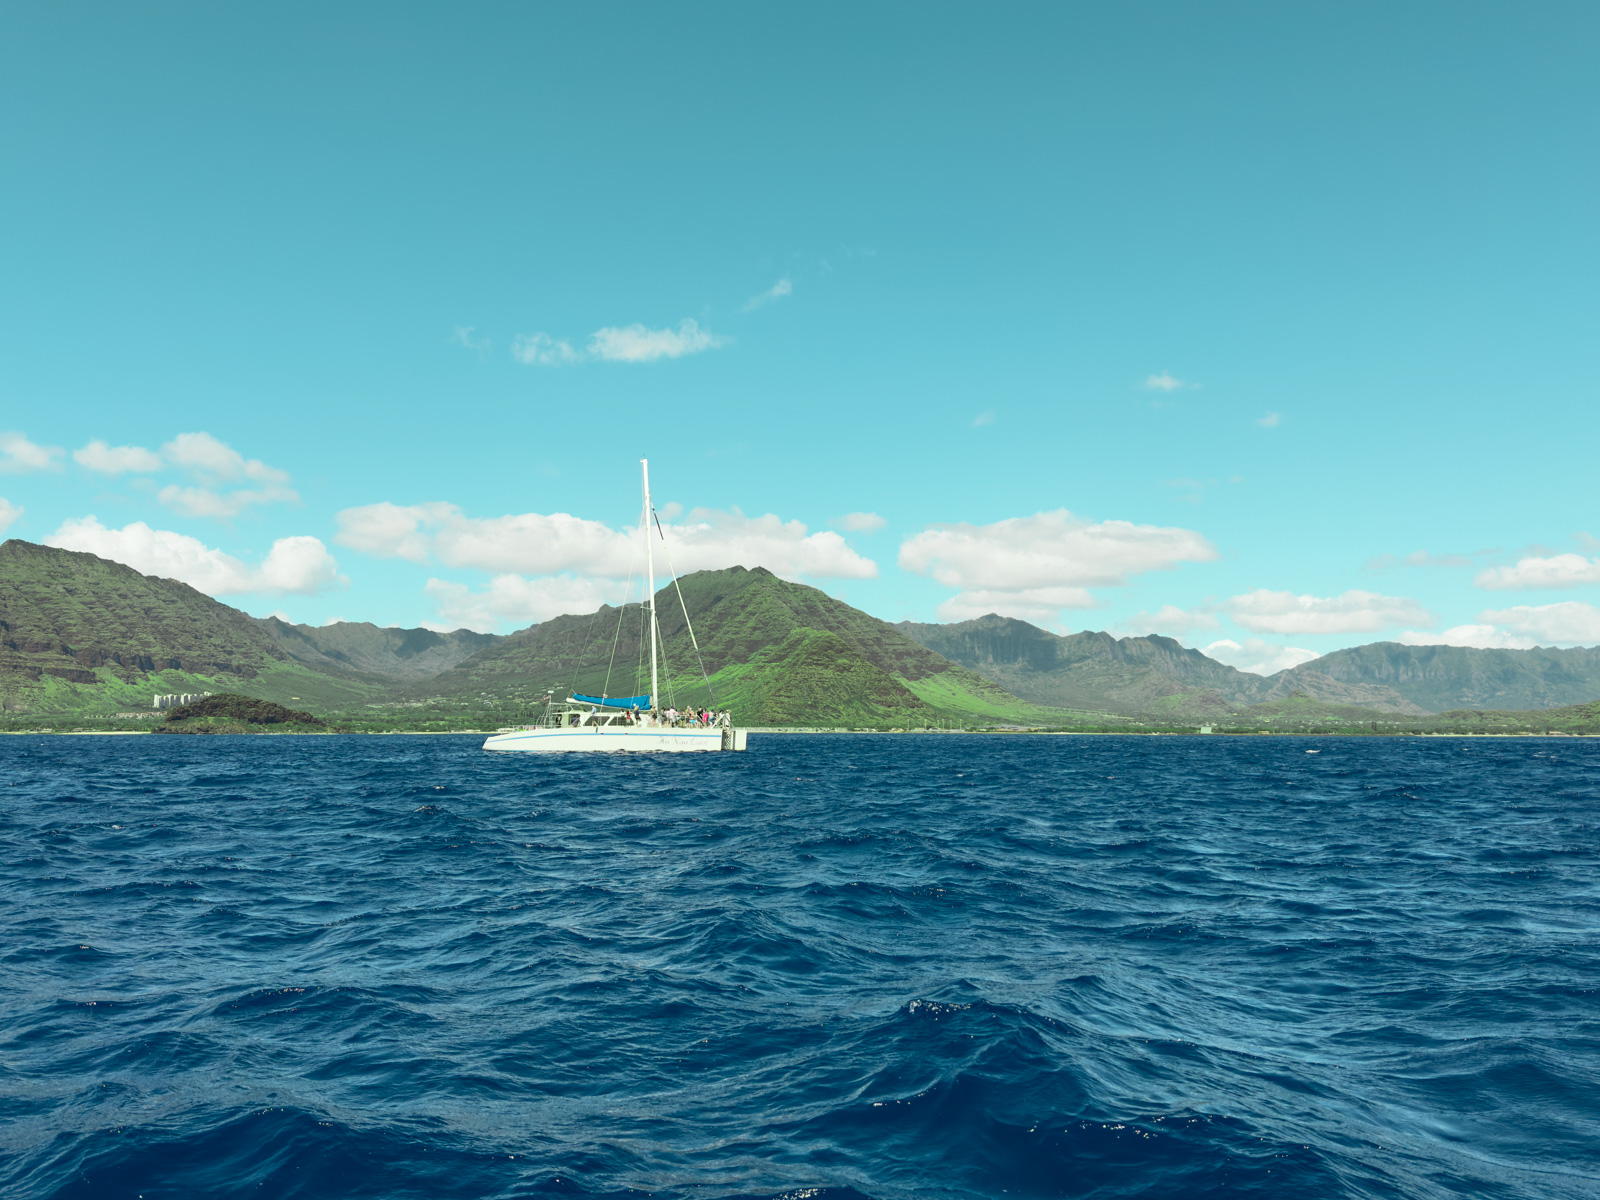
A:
[836, 512, 887, 533]
[898, 510, 1217, 624]
[1, 432, 63, 474]
[337, 500, 876, 627]
[1117, 605, 1221, 637]
[1227, 588, 1432, 635]
[424, 575, 619, 631]
[1477, 601, 1600, 646]
[71, 431, 298, 518]
[1396, 624, 1538, 650]
[1202, 638, 1321, 676]
[513, 319, 728, 366]
[1475, 553, 1600, 590]
[73, 440, 164, 474]
[46, 517, 346, 596]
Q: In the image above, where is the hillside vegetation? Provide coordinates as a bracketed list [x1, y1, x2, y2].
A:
[0, 539, 290, 688]
[411, 567, 1061, 726]
[3, 540, 1597, 733]
[259, 618, 500, 679]
[900, 613, 1600, 716]
[1271, 642, 1600, 712]
[155, 693, 327, 734]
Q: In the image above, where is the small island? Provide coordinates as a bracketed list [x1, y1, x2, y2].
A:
[154, 693, 328, 735]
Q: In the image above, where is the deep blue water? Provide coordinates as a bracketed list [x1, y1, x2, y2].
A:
[2, 733, 1598, 1200]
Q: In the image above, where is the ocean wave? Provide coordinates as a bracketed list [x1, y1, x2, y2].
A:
[2, 734, 1597, 1199]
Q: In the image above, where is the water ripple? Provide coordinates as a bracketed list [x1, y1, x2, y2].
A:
[2, 734, 1597, 1199]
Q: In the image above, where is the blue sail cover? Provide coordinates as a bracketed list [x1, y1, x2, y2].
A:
[572, 693, 651, 710]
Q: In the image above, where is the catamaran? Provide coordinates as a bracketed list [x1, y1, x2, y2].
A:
[481, 460, 748, 754]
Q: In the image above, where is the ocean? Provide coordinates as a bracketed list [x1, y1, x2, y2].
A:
[2, 733, 1596, 1199]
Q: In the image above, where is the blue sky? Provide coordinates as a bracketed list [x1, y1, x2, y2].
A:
[2, 2, 1597, 673]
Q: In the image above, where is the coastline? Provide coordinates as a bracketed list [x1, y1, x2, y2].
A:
[7, 728, 1594, 739]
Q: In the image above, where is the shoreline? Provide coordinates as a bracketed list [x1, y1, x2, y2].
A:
[4, 728, 1594, 739]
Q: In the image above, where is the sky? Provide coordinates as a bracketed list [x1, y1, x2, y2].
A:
[2, 1, 1597, 675]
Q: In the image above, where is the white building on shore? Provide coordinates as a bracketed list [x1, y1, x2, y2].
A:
[153, 692, 212, 710]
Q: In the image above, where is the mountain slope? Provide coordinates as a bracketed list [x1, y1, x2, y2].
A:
[0, 539, 383, 712]
[897, 615, 1258, 714]
[1, 538, 289, 684]
[898, 613, 1600, 715]
[686, 628, 940, 726]
[415, 567, 1054, 725]
[260, 618, 501, 680]
[1271, 642, 1600, 712]
[896, 614, 1430, 714]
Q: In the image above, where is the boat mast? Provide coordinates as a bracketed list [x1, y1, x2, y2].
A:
[642, 458, 659, 714]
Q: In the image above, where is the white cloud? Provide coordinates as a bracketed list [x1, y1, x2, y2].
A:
[0, 497, 22, 533]
[155, 433, 297, 517]
[1396, 624, 1537, 650]
[900, 510, 1216, 624]
[837, 511, 887, 533]
[335, 501, 446, 564]
[513, 319, 729, 366]
[1474, 553, 1600, 591]
[511, 332, 581, 365]
[1144, 373, 1186, 392]
[1203, 638, 1321, 676]
[73, 440, 164, 475]
[162, 432, 289, 484]
[972, 410, 996, 427]
[45, 517, 346, 596]
[424, 575, 619, 632]
[935, 586, 1099, 624]
[1257, 412, 1280, 428]
[61, 430, 299, 517]
[157, 483, 299, 519]
[1478, 601, 1600, 646]
[1228, 588, 1432, 635]
[1117, 605, 1221, 637]
[0, 432, 63, 473]
[336, 502, 877, 582]
[742, 278, 792, 311]
[454, 326, 490, 352]
[588, 319, 727, 363]
[256, 536, 347, 594]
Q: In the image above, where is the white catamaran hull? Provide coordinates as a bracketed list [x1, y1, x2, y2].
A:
[482, 726, 740, 753]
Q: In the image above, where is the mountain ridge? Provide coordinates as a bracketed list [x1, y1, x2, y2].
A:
[4, 539, 1597, 725]
[897, 612, 1600, 714]
[411, 566, 1046, 725]
[258, 617, 501, 680]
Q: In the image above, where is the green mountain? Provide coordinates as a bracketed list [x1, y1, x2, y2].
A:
[897, 615, 1253, 715]
[413, 567, 1061, 726]
[0, 539, 382, 713]
[899, 613, 1600, 715]
[259, 617, 500, 679]
[12, 537, 1595, 729]
[897, 614, 1424, 715]
[687, 627, 940, 726]
[1270, 642, 1600, 712]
